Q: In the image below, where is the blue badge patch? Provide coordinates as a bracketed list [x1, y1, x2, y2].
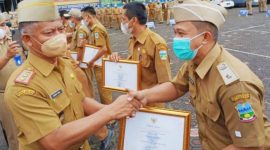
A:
[235, 102, 257, 123]
[50, 89, 62, 100]
[159, 50, 167, 60]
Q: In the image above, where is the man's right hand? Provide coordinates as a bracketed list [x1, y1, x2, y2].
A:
[109, 52, 121, 62]
[106, 94, 142, 120]
[5, 41, 20, 59]
[127, 90, 148, 107]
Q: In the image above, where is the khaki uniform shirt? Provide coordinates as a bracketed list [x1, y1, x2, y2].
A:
[64, 22, 75, 44]
[0, 37, 20, 92]
[128, 28, 171, 90]
[4, 53, 90, 150]
[70, 23, 90, 53]
[89, 22, 112, 56]
[172, 44, 270, 149]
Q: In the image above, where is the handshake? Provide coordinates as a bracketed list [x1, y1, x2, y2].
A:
[105, 90, 148, 120]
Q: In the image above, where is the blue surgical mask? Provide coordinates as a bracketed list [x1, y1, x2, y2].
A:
[173, 32, 205, 60]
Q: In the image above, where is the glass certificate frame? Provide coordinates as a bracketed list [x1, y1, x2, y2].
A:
[82, 45, 102, 66]
[118, 107, 191, 150]
[102, 58, 141, 92]
[70, 52, 78, 60]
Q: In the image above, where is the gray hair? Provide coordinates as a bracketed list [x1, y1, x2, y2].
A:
[19, 22, 38, 35]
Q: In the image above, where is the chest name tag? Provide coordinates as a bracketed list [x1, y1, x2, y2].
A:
[217, 62, 239, 85]
[50, 89, 62, 100]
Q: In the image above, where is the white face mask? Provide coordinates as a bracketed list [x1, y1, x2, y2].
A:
[68, 20, 75, 28]
[0, 28, 6, 40]
[121, 22, 132, 35]
[81, 20, 87, 26]
[31, 34, 67, 57]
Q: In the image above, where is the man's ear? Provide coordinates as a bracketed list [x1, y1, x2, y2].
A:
[21, 35, 32, 47]
[202, 31, 212, 44]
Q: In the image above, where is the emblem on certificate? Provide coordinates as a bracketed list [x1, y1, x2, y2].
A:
[82, 45, 102, 66]
[118, 107, 191, 150]
[102, 58, 141, 91]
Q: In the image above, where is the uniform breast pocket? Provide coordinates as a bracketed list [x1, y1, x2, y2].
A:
[202, 99, 221, 125]
[47, 91, 70, 114]
[140, 53, 152, 68]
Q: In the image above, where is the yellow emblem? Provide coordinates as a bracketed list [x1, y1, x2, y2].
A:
[16, 89, 36, 97]
[150, 118, 157, 124]
[230, 93, 250, 102]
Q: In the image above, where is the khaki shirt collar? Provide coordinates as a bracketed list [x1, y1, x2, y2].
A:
[133, 28, 149, 44]
[195, 43, 221, 79]
[90, 23, 97, 31]
[28, 52, 55, 77]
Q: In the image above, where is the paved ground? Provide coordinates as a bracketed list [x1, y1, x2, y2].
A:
[1, 6, 270, 150]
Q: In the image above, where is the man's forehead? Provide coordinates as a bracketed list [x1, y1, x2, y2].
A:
[174, 21, 195, 31]
[37, 20, 62, 29]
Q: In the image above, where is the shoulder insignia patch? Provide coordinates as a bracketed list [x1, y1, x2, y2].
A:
[15, 69, 34, 85]
[16, 89, 36, 97]
[159, 50, 168, 60]
[95, 32, 99, 39]
[217, 62, 239, 85]
[230, 93, 250, 102]
[235, 102, 257, 123]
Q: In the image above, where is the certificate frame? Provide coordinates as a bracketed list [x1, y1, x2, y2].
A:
[82, 45, 102, 67]
[70, 51, 78, 60]
[118, 107, 191, 150]
[54, 0, 99, 5]
[102, 58, 141, 92]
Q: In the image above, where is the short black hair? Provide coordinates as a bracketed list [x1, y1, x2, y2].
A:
[123, 2, 147, 25]
[81, 6, 96, 16]
[191, 21, 219, 42]
[59, 10, 68, 17]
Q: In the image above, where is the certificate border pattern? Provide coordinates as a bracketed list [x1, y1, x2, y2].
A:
[118, 107, 191, 150]
[102, 58, 142, 92]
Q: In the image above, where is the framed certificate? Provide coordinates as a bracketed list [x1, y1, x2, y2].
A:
[118, 107, 191, 150]
[102, 58, 141, 92]
[83, 45, 102, 66]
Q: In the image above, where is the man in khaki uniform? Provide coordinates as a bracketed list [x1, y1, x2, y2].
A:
[68, 8, 96, 98]
[0, 13, 23, 150]
[4, 0, 141, 149]
[246, 0, 253, 15]
[155, 2, 163, 23]
[128, 0, 270, 149]
[166, 1, 175, 25]
[104, 6, 112, 28]
[149, 3, 156, 21]
[69, 9, 89, 57]
[259, 0, 267, 12]
[112, 5, 120, 29]
[111, 2, 172, 108]
[59, 10, 74, 44]
[81, 6, 113, 105]
[99, 8, 106, 26]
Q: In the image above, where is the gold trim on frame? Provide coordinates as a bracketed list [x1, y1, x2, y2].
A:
[82, 44, 102, 66]
[102, 58, 142, 92]
[55, 0, 98, 6]
[118, 107, 191, 150]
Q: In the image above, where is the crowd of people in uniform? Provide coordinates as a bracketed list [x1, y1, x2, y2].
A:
[0, 0, 269, 150]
